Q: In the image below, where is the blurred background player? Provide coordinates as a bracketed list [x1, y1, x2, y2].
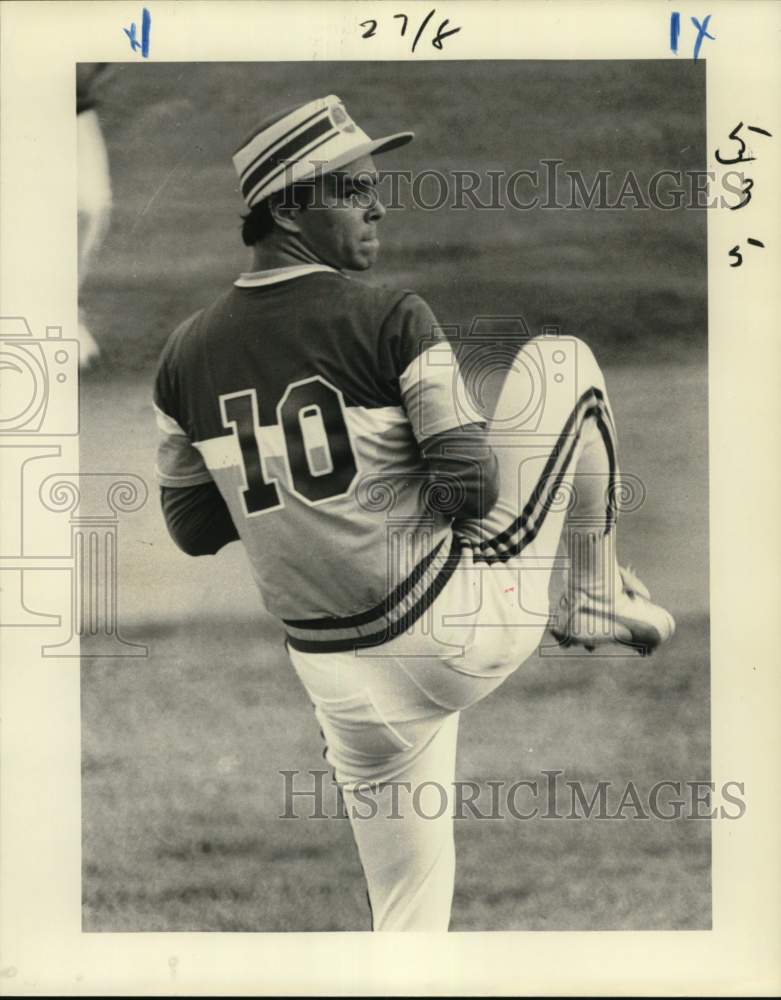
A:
[153, 95, 675, 931]
[77, 62, 113, 368]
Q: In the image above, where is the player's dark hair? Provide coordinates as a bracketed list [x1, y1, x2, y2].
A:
[240, 201, 275, 246]
[240, 183, 316, 246]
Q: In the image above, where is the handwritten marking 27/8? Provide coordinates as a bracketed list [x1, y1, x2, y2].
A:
[360, 9, 461, 52]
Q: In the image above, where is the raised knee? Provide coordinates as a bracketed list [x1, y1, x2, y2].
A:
[487, 335, 609, 431]
[525, 334, 606, 397]
[568, 337, 605, 394]
[520, 334, 607, 399]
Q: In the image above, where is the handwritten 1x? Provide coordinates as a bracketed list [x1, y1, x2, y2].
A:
[669, 12, 715, 62]
[124, 7, 151, 59]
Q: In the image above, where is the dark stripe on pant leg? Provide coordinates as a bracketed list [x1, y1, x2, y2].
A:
[479, 393, 607, 555]
[596, 413, 619, 533]
[499, 407, 596, 559]
[479, 387, 606, 551]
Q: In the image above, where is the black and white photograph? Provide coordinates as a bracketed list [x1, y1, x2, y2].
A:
[78, 58, 708, 933]
[1, 1, 780, 994]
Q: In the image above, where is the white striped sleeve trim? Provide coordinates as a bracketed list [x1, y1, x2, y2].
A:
[398, 343, 486, 441]
[154, 402, 187, 437]
[155, 467, 214, 487]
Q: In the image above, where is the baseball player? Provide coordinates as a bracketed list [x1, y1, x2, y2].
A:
[153, 95, 675, 932]
[77, 62, 113, 368]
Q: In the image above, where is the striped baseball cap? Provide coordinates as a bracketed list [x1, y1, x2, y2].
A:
[233, 94, 414, 209]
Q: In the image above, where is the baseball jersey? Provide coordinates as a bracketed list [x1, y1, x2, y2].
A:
[154, 264, 483, 652]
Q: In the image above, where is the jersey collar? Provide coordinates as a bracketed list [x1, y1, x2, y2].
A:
[234, 264, 339, 288]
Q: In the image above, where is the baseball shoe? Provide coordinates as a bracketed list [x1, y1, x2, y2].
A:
[551, 565, 675, 656]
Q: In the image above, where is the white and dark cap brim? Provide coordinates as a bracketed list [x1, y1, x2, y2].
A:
[233, 95, 414, 208]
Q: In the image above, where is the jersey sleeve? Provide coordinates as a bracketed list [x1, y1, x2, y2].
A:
[153, 325, 213, 489]
[381, 293, 486, 444]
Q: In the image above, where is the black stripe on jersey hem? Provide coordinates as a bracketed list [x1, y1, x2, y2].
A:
[285, 536, 462, 654]
[283, 537, 446, 630]
[478, 387, 607, 551]
[239, 107, 327, 182]
[241, 118, 334, 198]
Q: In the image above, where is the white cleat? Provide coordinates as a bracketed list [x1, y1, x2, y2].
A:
[551, 565, 676, 656]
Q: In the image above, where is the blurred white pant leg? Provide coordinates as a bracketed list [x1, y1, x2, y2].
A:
[288, 647, 458, 931]
[77, 109, 112, 284]
[342, 711, 459, 931]
[77, 108, 113, 366]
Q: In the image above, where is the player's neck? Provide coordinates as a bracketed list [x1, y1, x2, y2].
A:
[250, 233, 331, 273]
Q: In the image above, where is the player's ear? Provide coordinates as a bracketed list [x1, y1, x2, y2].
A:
[268, 193, 303, 235]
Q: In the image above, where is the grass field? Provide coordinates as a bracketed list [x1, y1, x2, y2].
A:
[80, 61, 710, 932]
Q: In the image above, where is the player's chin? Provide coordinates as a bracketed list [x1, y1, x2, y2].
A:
[351, 240, 380, 270]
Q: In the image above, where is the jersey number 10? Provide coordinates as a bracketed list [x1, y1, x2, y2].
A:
[219, 376, 359, 516]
